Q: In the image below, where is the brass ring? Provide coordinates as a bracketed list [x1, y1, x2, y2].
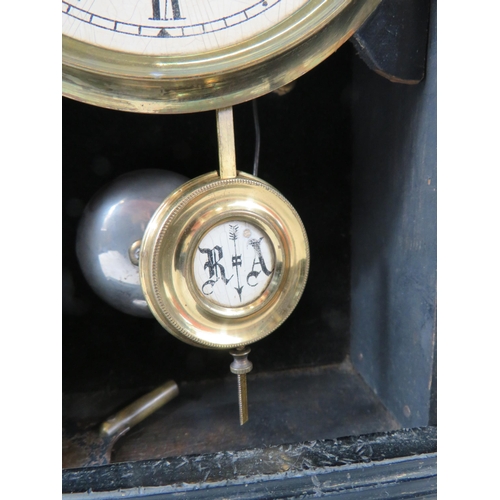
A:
[139, 171, 309, 349]
[62, 0, 381, 113]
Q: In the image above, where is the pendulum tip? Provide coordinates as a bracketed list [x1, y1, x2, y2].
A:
[229, 348, 252, 425]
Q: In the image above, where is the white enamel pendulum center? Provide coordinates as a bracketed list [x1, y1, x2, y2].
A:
[193, 221, 275, 308]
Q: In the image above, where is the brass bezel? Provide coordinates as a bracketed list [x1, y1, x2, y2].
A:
[139, 171, 309, 349]
[62, 0, 380, 113]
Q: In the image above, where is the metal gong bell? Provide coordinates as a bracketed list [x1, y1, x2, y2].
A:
[76, 169, 189, 317]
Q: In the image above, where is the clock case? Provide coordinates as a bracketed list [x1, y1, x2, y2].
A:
[62, 1, 436, 497]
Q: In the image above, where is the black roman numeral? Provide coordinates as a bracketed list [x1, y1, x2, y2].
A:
[151, 0, 183, 20]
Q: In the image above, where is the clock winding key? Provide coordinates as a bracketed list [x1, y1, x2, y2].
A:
[229, 347, 253, 425]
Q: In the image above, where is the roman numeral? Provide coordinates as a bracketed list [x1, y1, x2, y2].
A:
[151, 0, 183, 21]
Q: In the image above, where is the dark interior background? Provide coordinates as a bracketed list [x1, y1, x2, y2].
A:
[62, 43, 355, 394]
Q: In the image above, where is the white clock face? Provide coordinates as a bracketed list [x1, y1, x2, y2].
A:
[62, 0, 309, 56]
[193, 221, 275, 308]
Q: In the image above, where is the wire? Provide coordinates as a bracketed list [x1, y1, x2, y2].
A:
[252, 100, 261, 177]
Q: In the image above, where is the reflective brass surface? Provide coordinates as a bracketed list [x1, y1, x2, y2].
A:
[62, 0, 381, 113]
[216, 108, 237, 180]
[230, 347, 253, 425]
[100, 380, 179, 438]
[128, 240, 142, 267]
[139, 171, 309, 349]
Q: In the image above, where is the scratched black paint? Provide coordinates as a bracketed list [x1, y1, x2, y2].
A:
[63, 427, 437, 496]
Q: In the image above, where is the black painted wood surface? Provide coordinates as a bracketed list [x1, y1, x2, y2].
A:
[350, 0, 436, 428]
[351, 0, 431, 84]
[63, 427, 436, 498]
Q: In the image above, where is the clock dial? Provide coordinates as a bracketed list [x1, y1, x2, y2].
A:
[62, 0, 308, 56]
[194, 221, 275, 308]
[62, 0, 381, 112]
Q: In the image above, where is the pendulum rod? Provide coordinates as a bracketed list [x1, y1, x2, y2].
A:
[216, 107, 237, 179]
